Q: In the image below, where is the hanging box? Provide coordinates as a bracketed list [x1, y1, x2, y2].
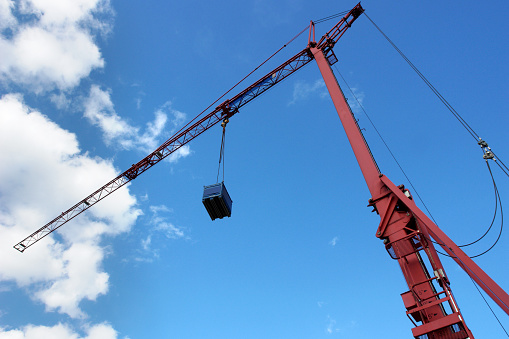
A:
[202, 182, 233, 220]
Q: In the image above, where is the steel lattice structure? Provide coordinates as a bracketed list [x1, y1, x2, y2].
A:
[14, 4, 362, 253]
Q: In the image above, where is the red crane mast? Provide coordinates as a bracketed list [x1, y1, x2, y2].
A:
[14, 3, 508, 337]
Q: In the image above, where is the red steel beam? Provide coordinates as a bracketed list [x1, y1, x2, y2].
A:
[312, 43, 477, 337]
[381, 175, 509, 315]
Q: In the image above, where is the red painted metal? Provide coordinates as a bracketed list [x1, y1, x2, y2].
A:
[380, 175, 509, 315]
[311, 16, 507, 336]
[313, 45, 473, 337]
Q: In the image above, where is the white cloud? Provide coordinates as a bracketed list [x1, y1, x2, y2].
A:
[34, 243, 109, 318]
[167, 145, 191, 163]
[149, 205, 186, 240]
[83, 85, 192, 160]
[0, 94, 141, 318]
[154, 222, 185, 239]
[83, 85, 137, 148]
[289, 79, 327, 105]
[0, 322, 118, 339]
[0, 0, 16, 31]
[326, 316, 339, 334]
[50, 92, 71, 110]
[329, 236, 339, 247]
[346, 87, 365, 116]
[141, 235, 152, 252]
[19, 0, 112, 28]
[135, 205, 187, 261]
[0, 0, 111, 93]
[137, 109, 168, 150]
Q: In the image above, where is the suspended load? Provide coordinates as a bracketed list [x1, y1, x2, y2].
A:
[202, 182, 232, 220]
[202, 117, 233, 220]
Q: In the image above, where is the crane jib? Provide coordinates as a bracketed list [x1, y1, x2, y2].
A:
[12, 5, 363, 252]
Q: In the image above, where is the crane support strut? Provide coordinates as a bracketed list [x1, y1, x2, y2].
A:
[312, 34, 509, 337]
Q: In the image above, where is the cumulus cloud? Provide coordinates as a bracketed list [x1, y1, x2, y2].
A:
[0, 322, 118, 339]
[0, 0, 16, 31]
[0, 94, 141, 318]
[83, 85, 191, 160]
[0, 0, 112, 93]
[83, 85, 137, 148]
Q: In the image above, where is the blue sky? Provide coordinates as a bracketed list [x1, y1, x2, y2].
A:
[0, 0, 508, 338]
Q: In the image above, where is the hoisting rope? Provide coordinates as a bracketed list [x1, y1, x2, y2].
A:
[216, 118, 228, 183]
[364, 12, 509, 180]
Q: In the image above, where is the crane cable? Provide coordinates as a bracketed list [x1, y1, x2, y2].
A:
[171, 25, 309, 142]
[363, 12, 509, 181]
[332, 11, 507, 333]
[333, 67, 504, 258]
[364, 12, 478, 141]
[469, 276, 509, 337]
[216, 119, 228, 183]
[334, 65, 509, 338]
[356, 12, 507, 256]
[313, 10, 350, 24]
[315, 12, 502, 258]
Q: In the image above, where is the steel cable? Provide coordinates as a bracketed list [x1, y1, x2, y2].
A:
[363, 12, 479, 141]
[171, 25, 310, 140]
[334, 67, 504, 257]
[313, 11, 350, 24]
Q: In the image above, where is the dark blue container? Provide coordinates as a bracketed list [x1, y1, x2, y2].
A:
[202, 182, 233, 220]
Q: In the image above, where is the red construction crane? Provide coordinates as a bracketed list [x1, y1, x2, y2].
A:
[14, 3, 508, 338]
